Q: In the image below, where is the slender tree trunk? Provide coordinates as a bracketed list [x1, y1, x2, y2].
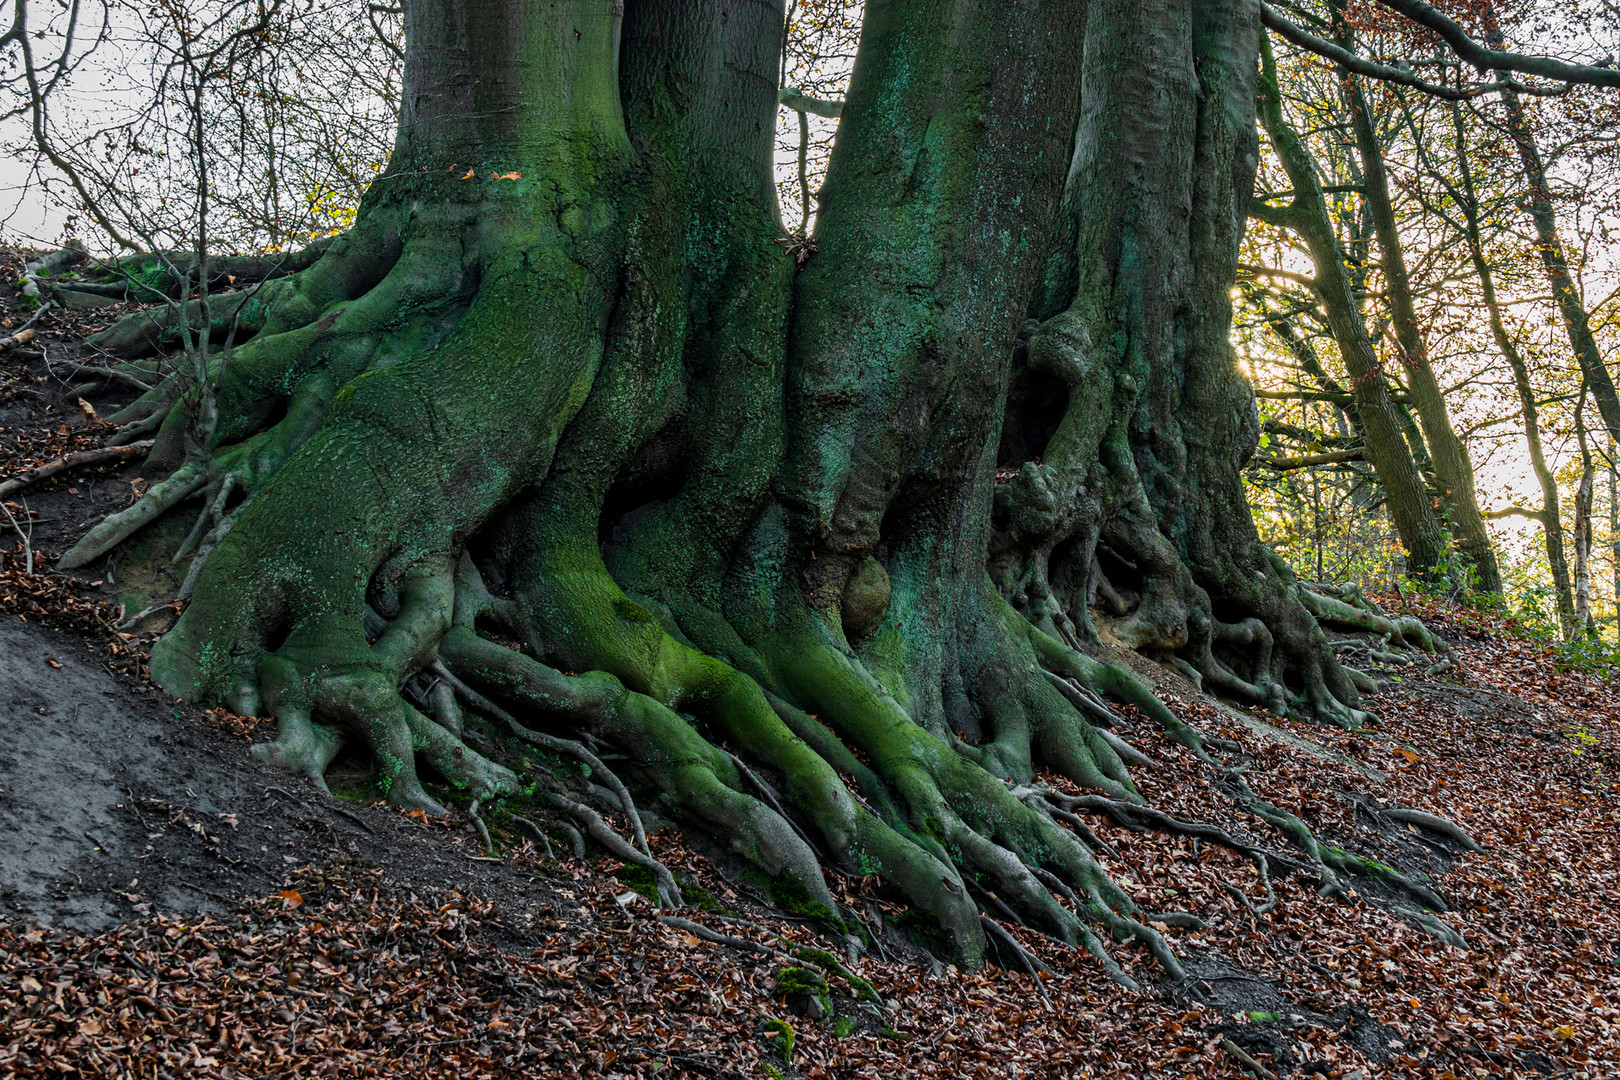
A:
[1575, 396, 1596, 635]
[1254, 37, 1447, 581]
[1610, 437, 1619, 631]
[1451, 103, 1575, 634]
[1488, 61, 1620, 445]
[1341, 63, 1499, 591]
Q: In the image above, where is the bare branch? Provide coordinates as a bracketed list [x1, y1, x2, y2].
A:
[1375, 0, 1620, 88]
[1260, 4, 1578, 99]
[1250, 448, 1368, 471]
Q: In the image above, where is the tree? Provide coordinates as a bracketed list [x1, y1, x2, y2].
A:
[1340, 45, 1501, 593]
[28, 0, 1611, 969]
[1442, 96, 1578, 635]
[1252, 34, 1450, 582]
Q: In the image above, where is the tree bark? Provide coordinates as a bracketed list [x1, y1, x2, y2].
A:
[1450, 102, 1575, 634]
[1254, 36, 1447, 582]
[1488, 53, 1620, 446]
[1575, 396, 1596, 635]
[1340, 49, 1499, 591]
[57, 0, 1447, 970]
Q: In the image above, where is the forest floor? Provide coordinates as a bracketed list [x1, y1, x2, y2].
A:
[1, 245, 1617, 1079]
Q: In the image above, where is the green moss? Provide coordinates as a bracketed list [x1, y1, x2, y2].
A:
[831, 1016, 858, 1039]
[774, 965, 833, 1020]
[791, 948, 879, 1004]
[840, 555, 891, 640]
[614, 863, 661, 903]
[763, 1018, 795, 1061]
[888, 905, 956, 957]
[679, 878, 734, 916]
[741, 866, 844, 930]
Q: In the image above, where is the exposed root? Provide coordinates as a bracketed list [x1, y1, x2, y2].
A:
[980, 917, 1052, 1010]
[559, 820, 586, 859]
[1383, 807, 1483, 852]
[547, 790, 681, 907]
[468, 799, 495, 857]
[508, 813, 556, 860]
[427, 655, 651, 858]
[1039, 788, 1289, 914]
[1300, 585, 1449, 657]
[52, 27, 1468, 995]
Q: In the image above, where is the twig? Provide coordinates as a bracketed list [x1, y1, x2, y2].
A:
[654, 914, 796, 964]
[0, 440, 155, 499]
[721, 748, 824, 857]
[50, 358, 154, 392]
[468, 799, 495, 856]
[1219, 1036, 1278, 1080]
[265, 784, 374, 834]
[1, 498, 34, 574]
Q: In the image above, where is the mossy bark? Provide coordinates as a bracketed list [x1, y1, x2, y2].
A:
[73, 0, 1406, 971]
[1251, 36, 1447, 586]
[1338, 24, 1499, 592]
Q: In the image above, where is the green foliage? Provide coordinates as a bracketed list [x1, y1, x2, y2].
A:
[1551, 636, 1620, 676]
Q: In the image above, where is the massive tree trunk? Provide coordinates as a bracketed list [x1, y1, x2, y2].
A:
[60, 0, 1449, 970]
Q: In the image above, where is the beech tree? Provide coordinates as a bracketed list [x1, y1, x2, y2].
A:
[24, 0, 1618, 968]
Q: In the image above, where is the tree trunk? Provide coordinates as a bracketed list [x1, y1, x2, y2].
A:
[64, 0, 1441, 971]
[1450, 102, 1575, 635]
[1575, 398, 1596, 636]
[1489, 64, 1620, 446]
[1610, 437, 1618, 632]
[1253, 38, 1447, 583]
[1341, 65, 1499, 592]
